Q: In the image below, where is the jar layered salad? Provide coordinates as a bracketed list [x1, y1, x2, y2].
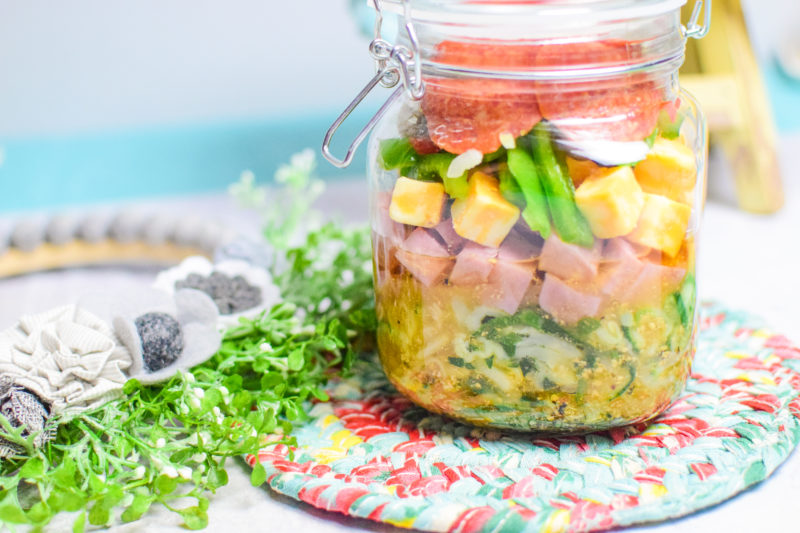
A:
[368, 39, 704, 431]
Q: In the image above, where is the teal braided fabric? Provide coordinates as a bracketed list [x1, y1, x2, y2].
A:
[248, 303, 800, 532]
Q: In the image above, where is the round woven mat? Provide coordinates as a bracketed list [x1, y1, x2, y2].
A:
[247, 303, 800, 532]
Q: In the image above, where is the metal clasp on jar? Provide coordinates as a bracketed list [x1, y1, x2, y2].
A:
[684, 0, 712, 40]
[322, 0, 423, 169]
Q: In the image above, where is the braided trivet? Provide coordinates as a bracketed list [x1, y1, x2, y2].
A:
[247, 303, 800, 532]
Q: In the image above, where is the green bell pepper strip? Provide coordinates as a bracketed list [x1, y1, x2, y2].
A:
[531, 124, 594, 247]
[417, 153, 469, 199]
[498, 167, 525, 208]
[379, 138, 419, 170]
[507, 147, 552, 238]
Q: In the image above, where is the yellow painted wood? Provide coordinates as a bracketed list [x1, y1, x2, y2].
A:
[0, 240, 208, 279]
[680, 0, 784, 213]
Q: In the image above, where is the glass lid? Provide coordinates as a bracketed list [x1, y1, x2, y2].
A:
[377, 0, 688, 28]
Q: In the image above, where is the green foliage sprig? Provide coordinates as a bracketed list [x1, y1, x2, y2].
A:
[0, 152, 375, 530]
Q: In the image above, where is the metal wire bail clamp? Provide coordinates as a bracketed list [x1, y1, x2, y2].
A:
[683, 0, 712, 40]
[322, 0, 424, 169]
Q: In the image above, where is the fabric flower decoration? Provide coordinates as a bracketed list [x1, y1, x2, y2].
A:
[0, 305, 133, 416]
[0, 377, 55, 457]
[153, 256, 280, 328]
[107, 288, 222, 384]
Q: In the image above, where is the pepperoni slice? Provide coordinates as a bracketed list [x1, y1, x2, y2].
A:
[534, 40, 665, 141]
[421, 41, 541, 155]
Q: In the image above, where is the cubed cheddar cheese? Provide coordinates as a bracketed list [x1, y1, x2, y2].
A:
[566, 156, 603, 188]
[451, 171, 520, 248]
[627, 193, 691, 257]
[388, 177, 446, 228]
[575, 166, 645, 239]
[634, 137, 697, 205]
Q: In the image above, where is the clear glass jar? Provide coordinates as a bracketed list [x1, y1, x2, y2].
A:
[332, 0, 708, 431]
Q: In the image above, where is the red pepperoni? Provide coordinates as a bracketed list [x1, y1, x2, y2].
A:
[422, 41, 541, 155]
[408, 134, 441, 155]
[534, 40, 665, 141]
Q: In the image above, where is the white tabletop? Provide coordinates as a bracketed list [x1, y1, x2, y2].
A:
[1, 135, 798, 532]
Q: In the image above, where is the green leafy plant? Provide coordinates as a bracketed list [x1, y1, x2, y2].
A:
[0, 151, 375, 529]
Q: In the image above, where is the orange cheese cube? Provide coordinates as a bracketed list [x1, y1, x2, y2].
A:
[634, 137, 697, 205]
[575, 166, 645, 239]
[451, 171, 520, 248]
[627, 193, 691, 257]
[566, 156, 603, 188]
[388, 177, 446, 228]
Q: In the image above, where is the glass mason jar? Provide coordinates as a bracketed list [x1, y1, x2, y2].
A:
[327, 0, 709, 431]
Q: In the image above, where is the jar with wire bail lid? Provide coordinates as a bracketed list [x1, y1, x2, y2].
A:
[324, 0, 711, 431]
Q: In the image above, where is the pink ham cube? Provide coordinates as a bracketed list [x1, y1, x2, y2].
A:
[599, 251, 645, 303]
[432, 217, 465, 255]
[539, 274, 602, 325]
[395, 228, 453, 286]
[539, 235, 601, 282]
[395, 251, 453, 287]
[603, 237, 650, 262]
[483, 260, 535, 314]
[498, 230, 543, 262]
[450, 242, 497, 285]
[622, 261, 687, 307]
[402, 227, 450, 258]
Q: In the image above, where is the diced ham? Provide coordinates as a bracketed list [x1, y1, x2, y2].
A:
[498, 230, 543, 262]
[598, 252, 645, 303]
[622, 261, 687, 307]
[432, 217, 465, 254]
[539, 235, 601, 282]
[449, 242, 497, 285]
[603, 237, 650, 262]
[539, 274, 602, 325]
[483, 260, 535, 314]
[401, 227, 450, 257]
[395, 228, 453, 286]
[395, 251, 453, 287]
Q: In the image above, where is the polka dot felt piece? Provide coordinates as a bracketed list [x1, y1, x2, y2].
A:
[247, 303, 800, 532]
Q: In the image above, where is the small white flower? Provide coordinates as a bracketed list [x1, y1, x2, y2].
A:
[340, 270, 354, 284]
[193, 388, 205, 399]
[219, 386, 229, 396]
[155, 438, 166, 448]
[178, 466, 192, 480]
[341, 300, 352, 312]
[317, 297, 332, 313]
[191, 453, 206, 463]
[133, 466, 146, 479]
[212, 406, 221, 417]
[259, 343, 273, 353]
[189, 397, 201, 410]
[162, 465, 178, 478]
[197, 464, 206, 474]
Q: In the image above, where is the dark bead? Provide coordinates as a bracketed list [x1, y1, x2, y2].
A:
[135, 312, 184, 372]
[175, 271, 262, 315]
